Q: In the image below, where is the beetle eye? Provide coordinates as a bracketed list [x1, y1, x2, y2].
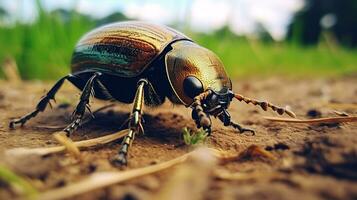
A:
[183, 76, 204, 98]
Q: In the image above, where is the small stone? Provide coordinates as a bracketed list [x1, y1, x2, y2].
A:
[306, 109, 322, 118]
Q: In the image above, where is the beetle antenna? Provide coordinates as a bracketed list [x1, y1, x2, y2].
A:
[233, 93, 296, 118]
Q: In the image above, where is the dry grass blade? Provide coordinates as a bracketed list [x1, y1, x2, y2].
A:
[264, 116, 357, 124]
[38, 148, 229, 200]
[5, 129, 128, 156]
[53, 132, 81, 158]
[332, 110, 349, 117]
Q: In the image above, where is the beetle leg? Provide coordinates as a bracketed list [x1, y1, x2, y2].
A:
[191, 91, 212, 134]
[218, 109, 255, 135]
[229, 121, 255, 135]
[9, 74, 78, 129]
[63, 72, 101, 136]
[111, 79, 148, 166]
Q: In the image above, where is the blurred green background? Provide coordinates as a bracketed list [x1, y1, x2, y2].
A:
[0, 0, 356, 80]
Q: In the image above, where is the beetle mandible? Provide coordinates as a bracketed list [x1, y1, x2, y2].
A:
[9, 21, 295, 166]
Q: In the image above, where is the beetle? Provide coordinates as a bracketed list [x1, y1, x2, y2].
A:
[9, 21, 295, 166]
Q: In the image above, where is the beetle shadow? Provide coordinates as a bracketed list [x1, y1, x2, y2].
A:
[74, 108, 196, 144]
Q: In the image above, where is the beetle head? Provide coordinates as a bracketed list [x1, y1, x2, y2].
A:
[165, 40, 232, 108]
[201, 89, 235, 116]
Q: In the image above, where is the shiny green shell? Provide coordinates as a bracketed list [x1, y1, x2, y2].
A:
[71, 21, 190, 77]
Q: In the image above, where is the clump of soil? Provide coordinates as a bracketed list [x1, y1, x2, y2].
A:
[300, 132, 357, 180]
[0, 77, 356, 200]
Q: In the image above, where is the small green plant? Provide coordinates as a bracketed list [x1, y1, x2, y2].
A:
[182, 127, 208, 146]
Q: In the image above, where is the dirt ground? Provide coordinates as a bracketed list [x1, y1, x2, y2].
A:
[0, 77, 356, 200]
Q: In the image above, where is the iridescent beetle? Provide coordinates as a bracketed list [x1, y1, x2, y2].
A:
[10, 21, 295, 165]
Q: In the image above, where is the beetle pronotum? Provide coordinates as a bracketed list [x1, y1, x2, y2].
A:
[10, 21, 295, 165]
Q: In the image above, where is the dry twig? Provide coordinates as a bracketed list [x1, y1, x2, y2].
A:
[5, 129, 128, 157]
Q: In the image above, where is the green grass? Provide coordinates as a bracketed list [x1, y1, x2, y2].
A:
[182, 127, 208, 146]
[0, 7, 356, 80]
[0, 164, 38, 199]
[0, 6, 95, 80]
[193, 34, 357, 78]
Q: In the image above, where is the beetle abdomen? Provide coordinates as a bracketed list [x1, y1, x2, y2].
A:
[71, 21, 190, 77]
